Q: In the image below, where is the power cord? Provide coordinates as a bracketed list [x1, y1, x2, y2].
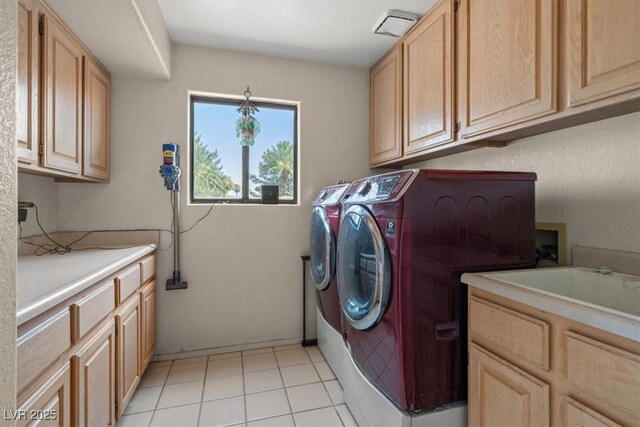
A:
[20, 195, 215, 256]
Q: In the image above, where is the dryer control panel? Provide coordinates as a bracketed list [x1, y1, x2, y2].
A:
[343, 170, 417, 204]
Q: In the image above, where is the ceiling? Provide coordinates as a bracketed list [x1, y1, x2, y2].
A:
[46, 0, 172, 79]
[158, 0, 435, 68]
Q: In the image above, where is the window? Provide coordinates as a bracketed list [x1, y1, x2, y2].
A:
[190, 95, 298, 204]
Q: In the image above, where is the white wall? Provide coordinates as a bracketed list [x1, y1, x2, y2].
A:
[17, 173, 59, 237]
[407, 112, 640, 260]
[57, 44, 370, 355]
[0, 0, 18, 420]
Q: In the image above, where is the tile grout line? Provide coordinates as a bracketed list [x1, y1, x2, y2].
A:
[147, 359, 173, 427]
[276, 351, 297, 427]
[242, 348, 248, 425]
[195, 355, 210, 426]
[319, 376, 345, 426]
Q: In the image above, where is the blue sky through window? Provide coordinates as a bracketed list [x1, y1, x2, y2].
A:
[193, 101, 295, 198]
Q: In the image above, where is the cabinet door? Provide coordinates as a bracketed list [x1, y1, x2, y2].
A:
[140, 280, 157, 370]
[370, 46, 402, 166]
[115, 296, 141, 419]
[403, 0, 454, 155]
[469, 343, 550, 427]
[41, 11, 83, 174]
[72, 320, 116, 427]
[458, 0, 557, 138]
[17, 362, 71, 427]
[565, 397, 622, 427]
[17, 0, 39, 164]
[565, 0, 640, 108]
[83, 57, 110, 181]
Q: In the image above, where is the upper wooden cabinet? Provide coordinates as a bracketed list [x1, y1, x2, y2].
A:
[83, 57, 111, 181]
[17, 0, 39, 165]
[369, 0, 640, 167]
[41, 10, 84, 175]
[564, 0, 640, 108]
[457, 0, 557, 138]
[370, 46, 403, 166]
[403, 0, 454, 155]
[16, 0, 111, 182]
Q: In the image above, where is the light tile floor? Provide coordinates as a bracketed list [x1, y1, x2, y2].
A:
[117, 344, 358, 427]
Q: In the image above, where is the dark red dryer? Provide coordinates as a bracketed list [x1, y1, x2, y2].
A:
[337, 169, 536, 411]
[310, 184, 350, 333]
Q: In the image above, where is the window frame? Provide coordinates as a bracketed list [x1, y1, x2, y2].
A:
[189, 95, 299, 205]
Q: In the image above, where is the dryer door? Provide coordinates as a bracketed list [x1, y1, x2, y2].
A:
[337, 205, 391, 330]
[310, 207, 335, 291]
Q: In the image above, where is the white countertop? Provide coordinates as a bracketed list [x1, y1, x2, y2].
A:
[18, 246, 155, 325]
[462, 267, 640, 343]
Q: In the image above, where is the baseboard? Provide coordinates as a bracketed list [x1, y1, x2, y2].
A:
[153, 336, 303, 362]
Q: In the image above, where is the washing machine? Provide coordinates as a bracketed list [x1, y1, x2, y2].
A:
[337, 169, 536, 412]
[310, 184, 350, 376]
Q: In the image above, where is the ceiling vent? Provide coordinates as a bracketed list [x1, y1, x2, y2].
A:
[373, 10, 420, 37]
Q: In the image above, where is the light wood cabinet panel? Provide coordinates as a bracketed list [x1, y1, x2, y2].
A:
[72, 320, 116, 427]
[83, 57, 110, 181]
[469, 296, 550, 370]
[564, 0, 640, 108]
[565, 397, 622, 427]
[565, 331, 640, 418]
[140, 281, 157, 369]
[403, 0, 454, 154]
[115, 296, 141, 419]
[17, 308, 71, 394]
[116, 264, 141, 305]
[140, 254, 156, 285]
[17, 362, 71, 427]
[70, 280, 115, 343]
[17, 0, 39, 164]
[370, 46, 403, 165]
[457, 0, 557, 138]
[469, 343, 550, 427]
[41, 10, 83, 174]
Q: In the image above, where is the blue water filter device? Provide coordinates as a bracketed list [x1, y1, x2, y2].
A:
[160, 143, 181, 191]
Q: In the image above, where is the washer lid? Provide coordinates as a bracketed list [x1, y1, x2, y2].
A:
[337, 204, 391, 330]
[309, 207, 335, 290]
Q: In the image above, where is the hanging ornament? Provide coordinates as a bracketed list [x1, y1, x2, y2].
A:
[236, 86, 261, 147]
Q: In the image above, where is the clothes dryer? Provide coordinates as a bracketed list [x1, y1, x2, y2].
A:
[337, 169, 536, 411]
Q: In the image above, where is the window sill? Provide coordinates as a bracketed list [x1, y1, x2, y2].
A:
[186, 202, 300, 207]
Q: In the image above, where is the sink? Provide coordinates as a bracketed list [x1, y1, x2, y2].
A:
[483, 267, 640, 319]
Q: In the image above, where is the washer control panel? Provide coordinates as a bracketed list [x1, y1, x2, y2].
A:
[313, 184, 350, 206]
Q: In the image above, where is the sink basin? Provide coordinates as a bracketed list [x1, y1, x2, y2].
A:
[483, 267, 640, 319]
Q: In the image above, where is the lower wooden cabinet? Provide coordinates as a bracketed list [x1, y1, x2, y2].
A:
[565, 397, 623, 427]
[17, 253, 156, 424]
[468, 287, 640, 426]
[140, 280, 157, 369]
[72, 320, 116, 427]
[469, 343, 550, 427]
[115, 295, 141, 418]
[17, 362, 71, 427]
